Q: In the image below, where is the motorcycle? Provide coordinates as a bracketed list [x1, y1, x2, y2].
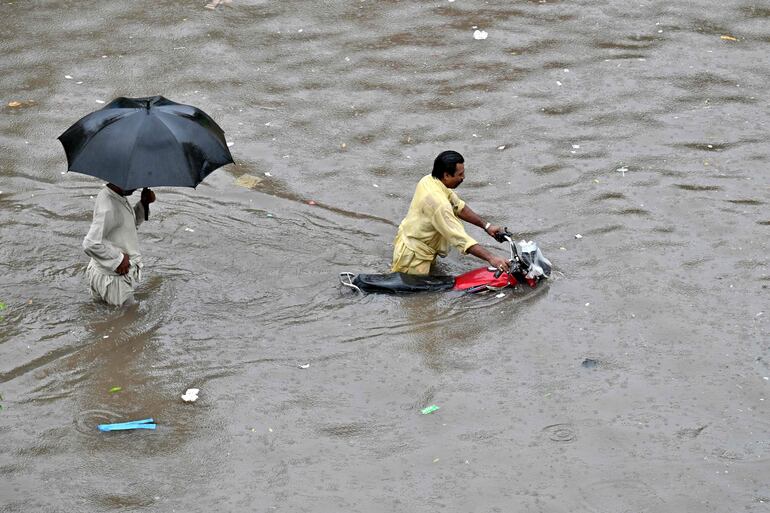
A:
[339, 231, 552, 294]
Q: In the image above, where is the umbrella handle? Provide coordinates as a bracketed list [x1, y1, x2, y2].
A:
[142, 188, 149, 221]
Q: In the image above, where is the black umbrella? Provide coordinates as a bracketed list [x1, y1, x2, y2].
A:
[58, 95, 234, 191]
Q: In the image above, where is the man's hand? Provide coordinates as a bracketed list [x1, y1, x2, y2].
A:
[485, 223, 503, 239]
[115, 253, 130, 275]
[141, 188, 156, 205]
[488, 255, 510, 273]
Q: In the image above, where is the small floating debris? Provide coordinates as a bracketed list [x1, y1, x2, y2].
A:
[720, 35, 738, 41]
[65, 75, 73, 80]
[497, 145, 506, 150]
[226, 141, 234, 147]
[234, 174, 263, 189]
[184, 227, 195, 232]
[108, 386, 122, 393]
[264, 172, 272, 177]
[298, 363, 310, 369]
[307, 200, 317, 206]
[181, 388, 199, 403]
[581, 358, 599, 369]
[574, 234, 582, 239]
[98, 418, 156, 432]
[421, 405, 440, 415]
[204, 0, 232, 9]
[495, 293, 505, 298]
[473, 30, 488, 40]
[95, 100, 105, 104]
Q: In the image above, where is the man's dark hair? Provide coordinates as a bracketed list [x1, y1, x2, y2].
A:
[432, 150, 464, 179]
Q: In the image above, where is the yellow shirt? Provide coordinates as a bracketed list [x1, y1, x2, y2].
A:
[391, 175, 478, 274]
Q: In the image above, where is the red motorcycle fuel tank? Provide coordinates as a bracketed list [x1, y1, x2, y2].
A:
[453, 266, 518, 291]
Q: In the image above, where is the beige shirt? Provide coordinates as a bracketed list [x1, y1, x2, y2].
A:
[394, 174, 478, 261]
[82, 186, 146, 275]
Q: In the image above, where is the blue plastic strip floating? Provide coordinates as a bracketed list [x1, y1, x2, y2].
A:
[97, 418, 156, 432]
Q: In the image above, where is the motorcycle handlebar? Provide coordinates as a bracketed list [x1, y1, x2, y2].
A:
[494, 228, 513, 243]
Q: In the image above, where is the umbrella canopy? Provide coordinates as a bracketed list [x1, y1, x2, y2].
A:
[58, 96, 234, 190]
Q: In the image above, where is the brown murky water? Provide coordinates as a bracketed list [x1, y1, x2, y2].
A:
[1, 1, 769, 511]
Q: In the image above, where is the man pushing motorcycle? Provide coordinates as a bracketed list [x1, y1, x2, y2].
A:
[391, 150, 511, 276]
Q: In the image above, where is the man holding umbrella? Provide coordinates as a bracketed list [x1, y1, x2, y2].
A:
[59, 96, 234, 306]
[82, 185, 156, 306]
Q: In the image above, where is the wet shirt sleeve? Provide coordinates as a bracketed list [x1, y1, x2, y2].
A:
[133, 201, 145, 228]
[432, 203, 477, 254]
[82, 198, 124, 271]
[447, 189, 466, 216]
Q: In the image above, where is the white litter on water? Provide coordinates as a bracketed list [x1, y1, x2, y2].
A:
[65, 75, 73, 79]
[572, 144, 580, 149]
[556, 81, 563, 86]
[264, 172, 272, 177]
[298, 363, 310, 369]
[575, 234, 583, 239]
[76, 81, 83, 85]
[373, 184, 379, 188]
[184, 227, 195, 232]
[497, 145, 506, 150]
[473, 30, 488, 40]
[226, 141, 234, 147]
[181, 388, 199, 402]
[585, 303, 590, 306]
[95, 100, 105, 104]
[617, 166, 628, 176]
[495, 293, 505, 298]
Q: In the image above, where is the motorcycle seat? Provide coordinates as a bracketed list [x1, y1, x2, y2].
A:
[352, 272, 455, 293]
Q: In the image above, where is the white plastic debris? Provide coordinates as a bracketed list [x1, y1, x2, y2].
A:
[298, 363, 310, 369]
[497, 145, 506, 150]
[226, 141, 234, 147]
[473, 30, 488, 40]
[556, 81, 562, 86]
[585, 302, 590, 306]
[184, 227, 195, 232]
[264, 172, 272, 177]
[616, 166, 628, 176]
[181, 388, 199, 402]
[572, 144, 580, 149]
[575, 234, 583, 239]
[95, 100, 105, 104]
[495, 293, 505, 298]
[65, 75, 73, 79]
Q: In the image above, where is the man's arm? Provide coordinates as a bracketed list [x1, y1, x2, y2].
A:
[133, 188, 156, 228]
[457, 205, 503, 239]
[467, 244, 510, 273]
[83, 201, 125, 273]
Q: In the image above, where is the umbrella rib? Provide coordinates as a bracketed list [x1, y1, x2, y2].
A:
[144, 112, 191, 185]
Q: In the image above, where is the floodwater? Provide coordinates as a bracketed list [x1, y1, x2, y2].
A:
[1, 1, 768, 511]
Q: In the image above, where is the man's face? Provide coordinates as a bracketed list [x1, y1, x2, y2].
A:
[444, 163, 465, 189]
